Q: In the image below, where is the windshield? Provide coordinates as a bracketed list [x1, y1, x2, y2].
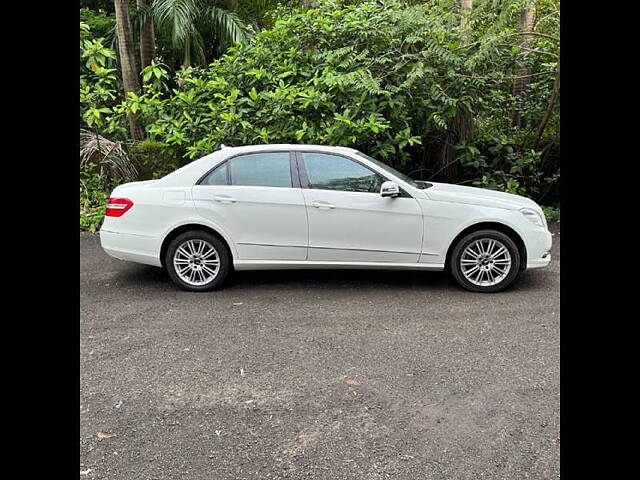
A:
[354, 151, 424, 188]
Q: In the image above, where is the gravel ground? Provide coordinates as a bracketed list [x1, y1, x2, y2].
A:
[80, 223, 560, 479]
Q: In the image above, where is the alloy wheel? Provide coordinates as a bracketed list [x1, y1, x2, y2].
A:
[173, 239, 220, 286]
[460, 238, 512, 287]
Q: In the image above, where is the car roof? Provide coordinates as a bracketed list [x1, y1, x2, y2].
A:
[218, 144, 358, 154]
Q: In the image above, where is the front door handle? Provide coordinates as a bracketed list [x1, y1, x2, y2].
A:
[214, 195, 236, 204]
[311, 201, 335, 210]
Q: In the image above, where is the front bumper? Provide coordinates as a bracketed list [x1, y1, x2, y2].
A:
[525, 228, 553, 269]
[99, 229, 162, 267]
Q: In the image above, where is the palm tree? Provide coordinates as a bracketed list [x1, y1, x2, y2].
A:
[151, 0, 251, 68]
[138, 0, 157, 69]
[113, 0, 145, 140]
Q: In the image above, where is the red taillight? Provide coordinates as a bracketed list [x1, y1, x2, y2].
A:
[105, 197, 134, 217]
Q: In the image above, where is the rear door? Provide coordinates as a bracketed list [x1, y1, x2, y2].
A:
[192, 151, 308, 260]
[297, 151, 423, 263]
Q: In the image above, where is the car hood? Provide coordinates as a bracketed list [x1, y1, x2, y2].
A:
[425, 182, 540, 211]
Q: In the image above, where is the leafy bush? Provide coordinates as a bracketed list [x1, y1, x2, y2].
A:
[542, 206, 560, 223]
[133, 0, 437, 166]
[80, 21, 126, 138]
[80, 7, 115, 42]
[129, 138, 183, 179]
[80, 166, 109, 232]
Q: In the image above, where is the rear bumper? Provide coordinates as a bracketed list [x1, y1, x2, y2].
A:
[525, 229, 553, 269]
[99, 229, 162, 267]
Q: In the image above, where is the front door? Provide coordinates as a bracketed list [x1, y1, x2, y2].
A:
[297, 152, 423, 263]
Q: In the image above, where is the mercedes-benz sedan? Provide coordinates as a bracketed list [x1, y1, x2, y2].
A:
[100, 144, 552, 292]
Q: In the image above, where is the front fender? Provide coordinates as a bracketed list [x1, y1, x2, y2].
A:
[417, 199, 527, 265]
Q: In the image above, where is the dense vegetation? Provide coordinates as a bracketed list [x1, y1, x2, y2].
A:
[80, 0, 559, 231]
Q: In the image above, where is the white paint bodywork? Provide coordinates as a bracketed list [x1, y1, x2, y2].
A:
[100, 144, 552, 272]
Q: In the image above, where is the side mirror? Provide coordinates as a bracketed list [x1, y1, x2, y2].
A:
[380, 181, 400, 198]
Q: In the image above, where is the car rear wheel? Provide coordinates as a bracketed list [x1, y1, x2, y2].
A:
[450, 229, 521, 293]
[165, 231, 231, 291]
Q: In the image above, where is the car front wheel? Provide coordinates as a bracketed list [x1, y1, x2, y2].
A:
[165, 231, 231, 291]
[450, 229, 521, 293]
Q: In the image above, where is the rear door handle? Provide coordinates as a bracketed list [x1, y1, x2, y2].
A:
[214, 195, 236, 204]
[311, 201, 335, 209]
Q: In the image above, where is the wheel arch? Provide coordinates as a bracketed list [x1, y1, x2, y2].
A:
[160, 223, 234, 268]
[444, 221, 527, 272]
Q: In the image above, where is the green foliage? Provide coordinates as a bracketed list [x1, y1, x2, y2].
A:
[129, 139, 183, 179]
[542, 206, 560, 223]
[80, 22, 126, 136]
[142, 61, 170, 88]
[81, 37, 116, 70]
[459, 137, 545, 196]
[80, 7, 116, 42]
[238, 0, 300, 30]
[149, 0, 253, 68]
[80, 165, 109, 232]
[132, 0, 477, 167]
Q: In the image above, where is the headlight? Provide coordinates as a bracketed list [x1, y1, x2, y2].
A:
[520, 208, 545, 227]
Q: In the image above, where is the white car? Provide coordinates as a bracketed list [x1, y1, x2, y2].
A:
[100, 144, 552, 293]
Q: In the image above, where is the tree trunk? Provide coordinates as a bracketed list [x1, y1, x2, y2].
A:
[114, 0, 145, 141]
[436, 0, 474, 182]
[460, 0, 473, 27]
[533, 56, 559, 150]
[512, 1, 536, 127]
[137, 0, 156, 70]
[183, 36, 192, 69]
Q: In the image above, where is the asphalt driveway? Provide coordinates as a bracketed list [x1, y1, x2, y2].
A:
[80, 223, 560, 479]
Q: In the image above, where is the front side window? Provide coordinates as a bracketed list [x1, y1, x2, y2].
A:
[229, 152, 292, 188]
[354, 151, 418, 188]
[302, 153, 384, 193]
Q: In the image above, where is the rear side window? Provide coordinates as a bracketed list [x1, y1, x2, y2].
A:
[201, 163, 228, 185]
[230, 152, 292, 188]
[199, 152, 293, 187]
[301, 153, 384, 193]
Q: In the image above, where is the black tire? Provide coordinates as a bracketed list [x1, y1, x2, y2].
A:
[165, 230, 231, 292]
[450, 229, 521, 293]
